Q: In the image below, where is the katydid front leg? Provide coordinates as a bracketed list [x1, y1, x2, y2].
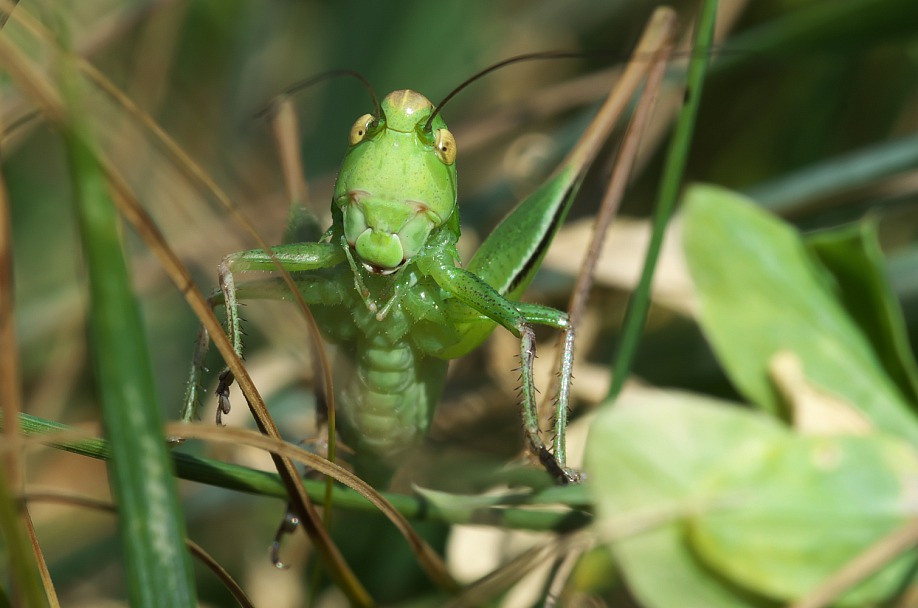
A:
[181, 241, 346, 424]
[419, 252, 580, 484]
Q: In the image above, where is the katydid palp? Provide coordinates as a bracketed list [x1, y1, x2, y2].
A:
[183, 9, 676, 486]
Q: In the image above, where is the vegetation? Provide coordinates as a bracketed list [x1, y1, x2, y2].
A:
[2, 0, 917, 606]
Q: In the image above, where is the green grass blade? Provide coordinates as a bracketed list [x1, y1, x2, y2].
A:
[605, 0, 718, 403]
[712, 0, 918, 75]
[61, 71, 197, 607]
[6, 411, 590, 534]
[745, 134, 918, 212]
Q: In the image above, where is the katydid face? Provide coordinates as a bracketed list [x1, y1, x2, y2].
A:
[334, 90, 458, 274]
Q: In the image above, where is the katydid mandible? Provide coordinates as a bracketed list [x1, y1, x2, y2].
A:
[184, 12, 675, 485]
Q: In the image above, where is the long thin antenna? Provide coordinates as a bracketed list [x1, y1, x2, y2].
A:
[425, 51, 589, 131]
[425, 45, 736, 131]
[254, 69, 380, 121]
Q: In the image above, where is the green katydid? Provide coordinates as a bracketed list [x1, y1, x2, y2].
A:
[183, 9, 676, 487]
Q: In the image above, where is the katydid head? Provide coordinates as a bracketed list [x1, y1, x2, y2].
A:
[334, 90, 458, 275]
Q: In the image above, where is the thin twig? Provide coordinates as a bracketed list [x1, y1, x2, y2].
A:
[790, 519, 918, 608]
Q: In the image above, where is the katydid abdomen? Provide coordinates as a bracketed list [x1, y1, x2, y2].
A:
[306, 267, 452, 481]
[335, 337, 447, 481]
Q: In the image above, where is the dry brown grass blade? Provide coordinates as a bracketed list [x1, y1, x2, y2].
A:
[0, 109, 59, 608]
[0, 90, 23, 518]
[3, 1, 337, 477]
[0, 0, 17, 29]
[0, 0, 181, 150]
[7, 421, 459, 594]
[561, 8, 676, 176]
[25, 491, 256, 608]
[72, 44, 349, 557]
[266, 96, 341, 519]
[536, 6, 677, 437]
[789, 518, 918, 608]
[270, 97, 310, 208]
[0, 13, 371, 607]
[74, 52, 338, 431]
[452, 1, 747, 159]
[535, 5, 749, 432]
[103, 159, 371, 606]
[445, 533, 592, 607]
[166, 422, 459, 594]
[566, 22, 674, 334]
[185, 539, 256, 608]
[20, 508, 57, 608]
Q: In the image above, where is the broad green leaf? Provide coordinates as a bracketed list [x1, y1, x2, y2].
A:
[586, 391, 785, 608]
[690, 434, 918, 605]
[587, 391, 918, 607]
[682, 184, 918, 445]
[767, 349, 874, 434]
[806, 220, 918, 406]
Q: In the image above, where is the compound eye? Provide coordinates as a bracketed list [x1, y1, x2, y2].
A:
[433, 128, 456, 165]
[349, 113, 375, 145]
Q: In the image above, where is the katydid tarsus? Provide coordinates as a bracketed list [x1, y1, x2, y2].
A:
[183, 8, 676, 486]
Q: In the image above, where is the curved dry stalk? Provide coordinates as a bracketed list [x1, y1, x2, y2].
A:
[0, 77, 57, 608]
[2, 0, 337, 481]
[790, 519, 918, 608]
[535, 7, 677, 441]
[267, 96, 340, 525]
[103, 156, 367, 604]
[10, 421, 459, 595]
[74, 47, 338, 437]
[445, 532, 593, 607]
[165, 422, 459, 594]
[185, 539, 255, 608]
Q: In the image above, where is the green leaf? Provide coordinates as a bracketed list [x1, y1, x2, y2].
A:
[746, 134, 918, 212]
[586, 391, 785, 608]
[691, 434, 918, 605]
[586, 392, 918, 607]
[806, 220, 918, 406]
[682, 184, 918, 444]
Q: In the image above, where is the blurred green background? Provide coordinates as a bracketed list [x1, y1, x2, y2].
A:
[4, 0, 918, 605]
